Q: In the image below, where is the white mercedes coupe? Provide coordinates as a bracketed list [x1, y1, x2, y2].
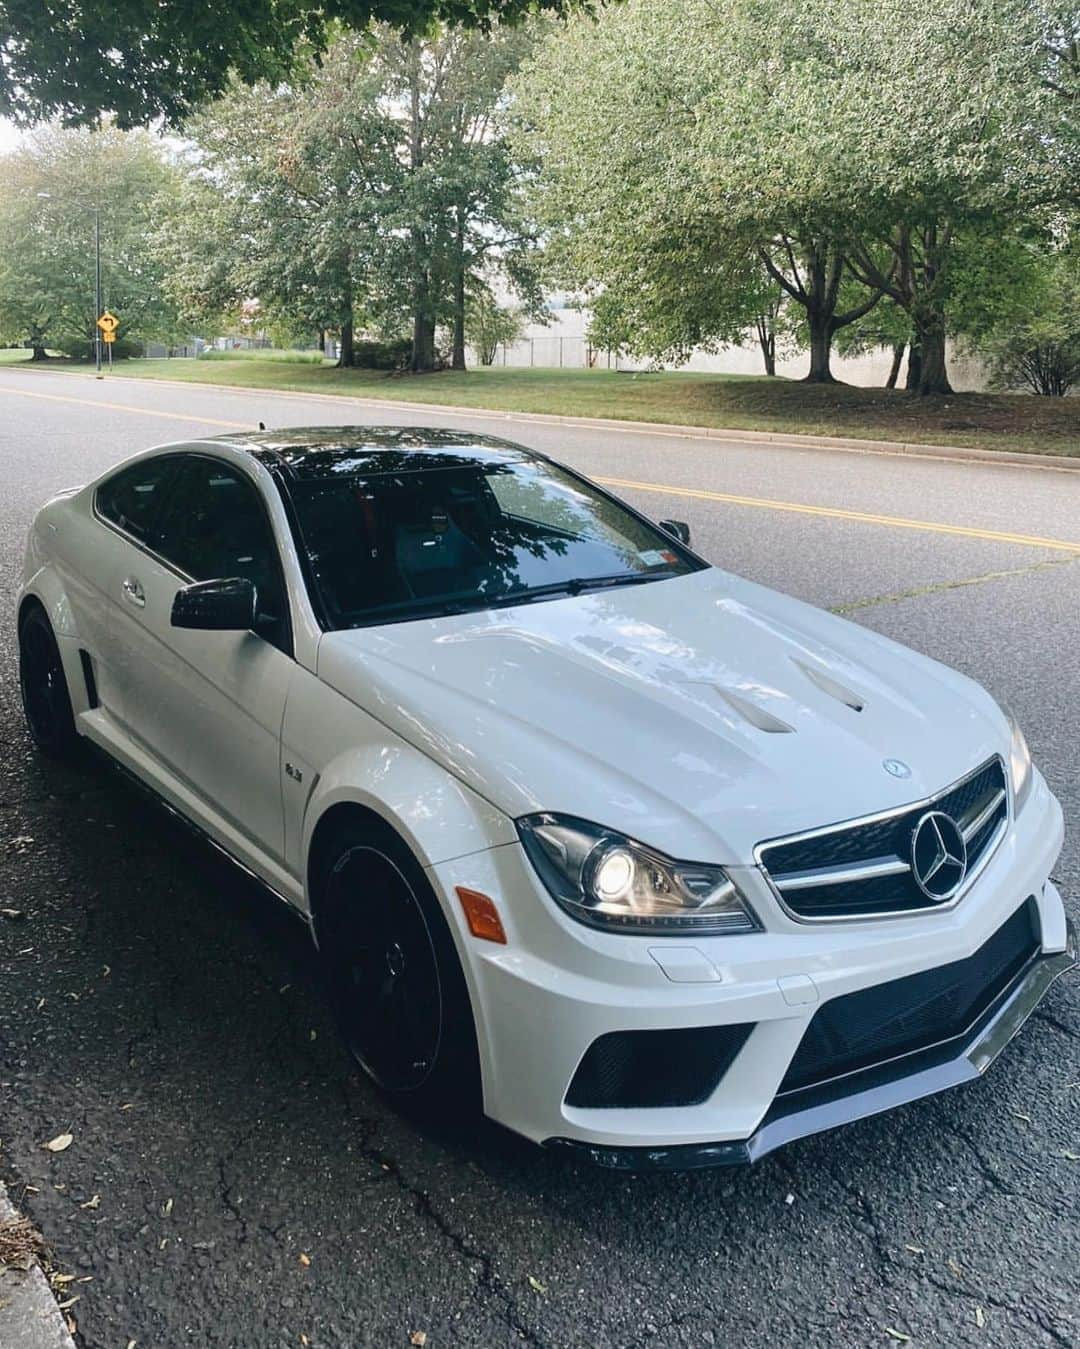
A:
[18, 427, 1075, 1167]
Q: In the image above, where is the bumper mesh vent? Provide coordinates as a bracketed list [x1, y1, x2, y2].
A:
[779, 898, 1040, 1095]
[565, 1024, 754, 1110]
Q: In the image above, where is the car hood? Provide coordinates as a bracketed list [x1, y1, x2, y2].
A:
[316, 568, 1009, 862]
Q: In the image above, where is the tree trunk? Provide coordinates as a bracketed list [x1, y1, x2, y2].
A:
[885, 343, 904, 389]
[805, 311, 836, 383]
[411, 309, 436, 373]
[30, 344, 48, 361]
[451, 211, 467, 371]
[336, 320, 354, 368]
[905, 342, 922, 392]
[755, 315, 777, 376]
[914, 317, 952, 396]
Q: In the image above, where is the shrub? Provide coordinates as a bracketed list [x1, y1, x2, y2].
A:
[349, 337, 413, 370]
[196, 347, 326, 364]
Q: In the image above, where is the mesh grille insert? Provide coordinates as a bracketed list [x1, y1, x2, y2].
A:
[565, 1024, 754, 1109]
[759, 759, 1007, 919]
[779, 898, 1039, 1095]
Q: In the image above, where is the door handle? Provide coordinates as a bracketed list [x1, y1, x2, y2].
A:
[121, 577, 146, 608]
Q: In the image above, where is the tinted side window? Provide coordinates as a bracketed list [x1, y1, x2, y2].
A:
[96, 457, 178, 543]
[156, 459, 289, 647]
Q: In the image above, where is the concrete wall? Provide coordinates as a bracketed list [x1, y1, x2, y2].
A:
[479, 304, 990, 390]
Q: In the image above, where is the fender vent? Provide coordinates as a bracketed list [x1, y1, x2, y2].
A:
[78, 649, 99, 709]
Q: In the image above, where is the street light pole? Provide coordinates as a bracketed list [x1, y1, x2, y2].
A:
[93, 205, 103, 379]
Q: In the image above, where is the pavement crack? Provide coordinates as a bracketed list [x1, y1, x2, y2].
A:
[1033, 1009, 1078, 1040]
[350, 1124, 548, 1347]
[831, 553, 1080, 615]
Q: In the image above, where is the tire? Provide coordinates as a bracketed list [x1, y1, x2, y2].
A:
[18, 605, 80, 761]
[313, 814, 482, 1125]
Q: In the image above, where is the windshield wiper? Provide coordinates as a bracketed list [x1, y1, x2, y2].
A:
[486, 570, 675, 609]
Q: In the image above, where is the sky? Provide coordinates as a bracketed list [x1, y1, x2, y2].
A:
[0, 118, 27, 153]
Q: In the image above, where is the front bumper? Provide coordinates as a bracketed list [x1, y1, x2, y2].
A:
[544, 918, 1076, 1168]
[430, 770, 1072, 1161]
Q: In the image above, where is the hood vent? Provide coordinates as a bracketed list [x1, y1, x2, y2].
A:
[716, 687, 794, 734]
[793, 659, 865, 713]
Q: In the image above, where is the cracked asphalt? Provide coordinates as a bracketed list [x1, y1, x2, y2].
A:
[0, 366, 1077, 1349]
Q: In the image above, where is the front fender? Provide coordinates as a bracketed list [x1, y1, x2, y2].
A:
[282, 668, 517, 913]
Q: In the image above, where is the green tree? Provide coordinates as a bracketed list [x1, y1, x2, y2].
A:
[0, 125, 181, 358]
[0, 0, 582, 130]
[466, 285, 525, 364]
[514, 0, 1063, 392]
[165, 27, 541, 372]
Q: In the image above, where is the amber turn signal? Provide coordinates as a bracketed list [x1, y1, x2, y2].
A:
[456, 887, 508, 944]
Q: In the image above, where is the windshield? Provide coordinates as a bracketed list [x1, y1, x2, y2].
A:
[286, 457, 702, 628]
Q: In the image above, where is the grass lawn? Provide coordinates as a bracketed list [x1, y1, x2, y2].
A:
[6, 350, 1079, 457]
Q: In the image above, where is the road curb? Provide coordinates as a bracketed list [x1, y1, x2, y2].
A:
[0, 1184, 76, 1349]
[7, 363, 1080, 472]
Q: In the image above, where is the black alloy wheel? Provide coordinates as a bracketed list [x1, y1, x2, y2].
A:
[19, 607, 79, 759]
[315, 817, 481, 1121]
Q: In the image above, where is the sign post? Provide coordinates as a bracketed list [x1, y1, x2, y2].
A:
[96, 311, 119, 376]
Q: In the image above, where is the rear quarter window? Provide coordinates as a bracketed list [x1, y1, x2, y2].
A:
[96, 457, 178, 543]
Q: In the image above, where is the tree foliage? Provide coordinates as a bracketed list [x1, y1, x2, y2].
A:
[161, 26, 541, 370]
[514, 0, 1068, 392]
[0, 0, 582, 129]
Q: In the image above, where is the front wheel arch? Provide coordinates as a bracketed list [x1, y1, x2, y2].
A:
[307, 802, 483, 1120]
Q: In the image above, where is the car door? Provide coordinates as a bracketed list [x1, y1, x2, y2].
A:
[107, 452, 293, 863]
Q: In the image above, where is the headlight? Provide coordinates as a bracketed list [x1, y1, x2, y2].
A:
[1005, 707, 1033, 812]
[517, 813, 759, 935]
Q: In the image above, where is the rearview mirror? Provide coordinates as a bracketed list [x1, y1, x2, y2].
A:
[171, 577, 256, 631]
[659, 519, 691, 547]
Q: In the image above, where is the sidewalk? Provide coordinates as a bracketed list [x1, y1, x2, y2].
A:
[0, 1184, 76, 1349]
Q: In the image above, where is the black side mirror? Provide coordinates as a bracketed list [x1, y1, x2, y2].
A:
[171, 577, 256, 631]
[659, 519, 691, 547]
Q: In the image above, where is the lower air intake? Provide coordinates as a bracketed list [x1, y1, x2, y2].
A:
[565, 1023, 754, 1109]
[779, 898, 1040, 1096]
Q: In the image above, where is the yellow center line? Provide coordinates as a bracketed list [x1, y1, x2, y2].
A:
[595, 475, 1080, 554]
[1, 383, 250, 429]
[5, 381, 1077, 553]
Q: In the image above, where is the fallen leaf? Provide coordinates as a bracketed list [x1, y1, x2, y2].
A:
[300, 1337, 309, 1347]
[884, 1330, 911, 1344]
[947, 1258, 963, 1278]
[1011, 1111, 1032, 1124]
[410, 1334, 428, 1347]
[299, 1252, 312, 1267]
[51, 1273, 78, 1287]
[1061, 1149, 1080, 1162]
[161, 1198, 173, 1217]
[975, 1306, 986, 1328]
[527, 1275, 547, 1295]
[43, 1133, 73, 1153]
[79, 1195, 100, 1210]
[36, 999, 45, 1011]
[56, 1295, 80, 1311]
[0, 909, 25, 921]
[904, 1245, 924, 1255]
[127, 1339, 137, 1349]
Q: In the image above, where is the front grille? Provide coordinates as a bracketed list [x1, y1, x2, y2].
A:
[759, 758, 1008, 919]
[565, 1024, 754, 1109]
[779, 898, 1039, 1095]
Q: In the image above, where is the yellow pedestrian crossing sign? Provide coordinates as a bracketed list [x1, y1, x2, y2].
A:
[102, 330, 116, 344]
[96, 311, 119, 334]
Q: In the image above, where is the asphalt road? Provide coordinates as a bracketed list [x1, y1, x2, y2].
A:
[0, 365, 1077, 1349]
